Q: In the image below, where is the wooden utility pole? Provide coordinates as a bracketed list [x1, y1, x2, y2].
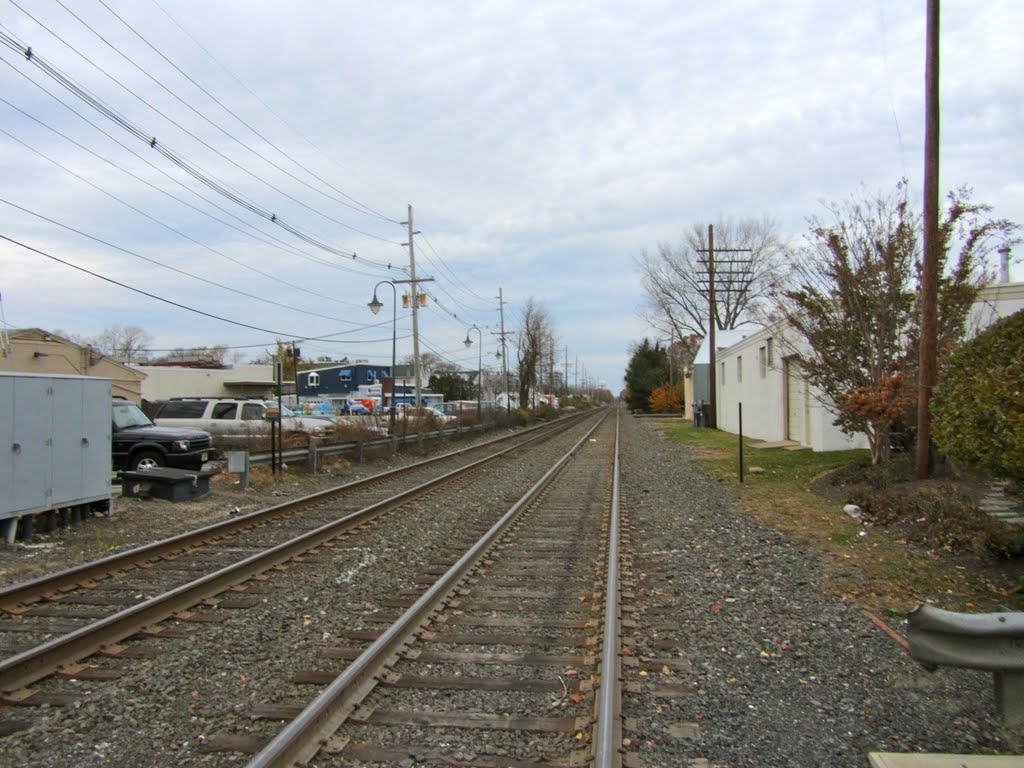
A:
[403, 205, 424, 408]
[917, 0, 940, 479]
[498, 288, 510, 413]
[707, 225, 717, 429]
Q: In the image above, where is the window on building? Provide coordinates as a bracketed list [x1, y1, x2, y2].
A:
[338, 369, 352, 381]
[720, 361, 726, 383]
[737, 355, 743, 383]
[308, 372, 320, 387]
[366, 369, 375, 381]
[759, 346, 767, 378]
[767, 337, 775, 367]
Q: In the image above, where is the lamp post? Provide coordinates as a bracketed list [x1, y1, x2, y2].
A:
[463, 325, 482, 417]
[368, 281, 397, 436]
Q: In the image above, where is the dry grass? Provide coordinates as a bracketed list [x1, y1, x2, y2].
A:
[654, 421, 1024, 615]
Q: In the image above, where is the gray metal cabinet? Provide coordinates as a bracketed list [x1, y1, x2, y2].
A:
[1, 373, 111, 528]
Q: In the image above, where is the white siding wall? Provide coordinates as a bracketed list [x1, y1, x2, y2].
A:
[715, 325, 867, 452]
[716, 332, 786, 444]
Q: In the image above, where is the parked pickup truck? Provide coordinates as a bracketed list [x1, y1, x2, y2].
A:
[112, 398, 212, 472]
[153, 397, 335, 443]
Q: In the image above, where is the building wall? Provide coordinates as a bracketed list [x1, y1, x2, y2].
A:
[2, 331, 144, 402]
[298, 364, 391, 398]
[970, 281, 1024, 333]
[134, 364, 278, 401]
[710, 284, 1022, 453]
[714, 323, 867, 452]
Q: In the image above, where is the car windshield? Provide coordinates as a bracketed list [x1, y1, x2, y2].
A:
[112, 401, 153, 429]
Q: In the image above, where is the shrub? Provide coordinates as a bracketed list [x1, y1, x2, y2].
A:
[932, 310, 1024, 481]
[648, 382, 685, 413]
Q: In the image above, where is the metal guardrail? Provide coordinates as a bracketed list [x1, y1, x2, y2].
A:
[245, 420, 498, 469]
[907, 604, 1024, 730]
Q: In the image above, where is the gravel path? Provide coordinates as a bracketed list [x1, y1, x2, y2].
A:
[619, 415, 1019, 767]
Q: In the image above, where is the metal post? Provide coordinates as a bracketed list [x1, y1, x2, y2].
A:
[738, 402, 744, 483]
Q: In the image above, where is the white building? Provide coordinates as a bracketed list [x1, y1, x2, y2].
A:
[710, 281, 1022, 452]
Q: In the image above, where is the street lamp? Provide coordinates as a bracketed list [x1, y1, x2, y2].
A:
[368, 281, 397, 436]
[463, 325, 482, 417]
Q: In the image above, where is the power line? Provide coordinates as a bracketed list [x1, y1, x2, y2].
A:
[147, 0, 397, 224]
[0, 80, 398, 280]
[21, 0, 404, 244]
[1, 232, 309, 338]
[0, 27, 398, 270]
[0, 196, 380, 328]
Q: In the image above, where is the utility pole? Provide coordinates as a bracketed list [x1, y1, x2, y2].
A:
[696, 226, 752, 430]
[564, 345, 570, 398]
[707, 225, 717, 428]
[402, 204, 426, 408]
[917, 0, 940, 479]
[494, 288, 510, 414]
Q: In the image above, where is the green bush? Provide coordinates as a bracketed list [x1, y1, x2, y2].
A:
[932, 310, 1024, 481]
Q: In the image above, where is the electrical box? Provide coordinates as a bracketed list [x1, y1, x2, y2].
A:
[1, 372, 112, 524]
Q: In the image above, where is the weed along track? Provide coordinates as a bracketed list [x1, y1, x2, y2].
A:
[0, 414, 598, 759]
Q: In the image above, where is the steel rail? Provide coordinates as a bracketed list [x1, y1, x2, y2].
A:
[594, 408, 623, 767]
[246, 411, 611, 768]
[0, 413, 599, 694]
[0, 413, 583, 611]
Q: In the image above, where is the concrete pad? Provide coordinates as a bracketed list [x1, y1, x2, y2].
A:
[748, 440, 801, 450]
[869, 754, 1024, 767]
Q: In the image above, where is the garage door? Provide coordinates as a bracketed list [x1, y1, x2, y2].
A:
[785, 357, 807, 444]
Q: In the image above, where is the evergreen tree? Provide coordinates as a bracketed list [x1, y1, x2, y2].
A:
[624, 338, 669, 412]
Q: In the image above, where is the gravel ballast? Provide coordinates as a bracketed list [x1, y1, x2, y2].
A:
[619, 415, 1018, 767]
[0, 412, 1019, 767]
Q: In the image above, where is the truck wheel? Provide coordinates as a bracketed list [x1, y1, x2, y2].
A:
[131, 450, 164, 471]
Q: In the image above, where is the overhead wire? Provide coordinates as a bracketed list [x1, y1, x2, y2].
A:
[0, 196, 383, 328]
[1, 233, 311, 338]
[0, 78, 395, 281]
[37, 0, 404, 242]
[0, 26, 400, 271]
[146, 0, 399, 224]
[418, 230, 494, 307]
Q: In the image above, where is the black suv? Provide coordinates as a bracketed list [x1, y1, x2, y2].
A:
[112, 399, 213, 472]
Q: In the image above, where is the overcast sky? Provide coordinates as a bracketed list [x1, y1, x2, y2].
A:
[1, 1, 1021, 392]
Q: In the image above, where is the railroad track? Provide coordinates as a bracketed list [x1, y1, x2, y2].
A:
[227, 410, 625, 767]
[0, 412, 595, 711]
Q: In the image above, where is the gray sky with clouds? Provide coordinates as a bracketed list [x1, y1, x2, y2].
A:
[1, 1, 1021, 392]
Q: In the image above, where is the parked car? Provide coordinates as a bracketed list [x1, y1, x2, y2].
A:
[297, 399, 337, 416]
[153, 397, 334, 442]
[340, 399, 371, 415]
[112, 398, 212, 472]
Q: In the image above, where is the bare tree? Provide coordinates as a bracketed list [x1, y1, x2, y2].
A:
[636, 215, 786, 338]
[401, 351, 449, 380]
[515, 298, 555, 408]
[91, 324, 153, 363]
